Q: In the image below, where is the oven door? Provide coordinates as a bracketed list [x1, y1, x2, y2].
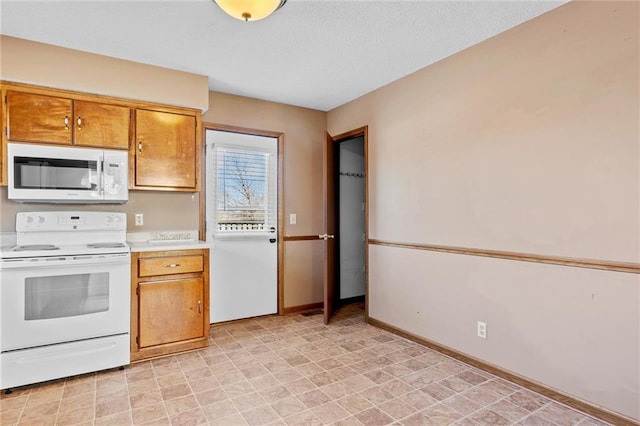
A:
[0, 253, 130, 352]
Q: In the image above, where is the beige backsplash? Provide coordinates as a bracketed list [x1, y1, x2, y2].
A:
[0, 187, 199, 232]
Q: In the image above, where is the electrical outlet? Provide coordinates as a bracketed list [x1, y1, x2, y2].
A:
[289, 213, 297, 225]
[477, 321, 487, 339]
[135, 213, 144, 226]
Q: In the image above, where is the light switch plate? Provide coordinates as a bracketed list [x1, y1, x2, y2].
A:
[289, 213, 297, 225]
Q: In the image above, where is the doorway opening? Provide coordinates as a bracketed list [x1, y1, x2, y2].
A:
[336, 135, 366, 307]
[324, 126, 368, 324]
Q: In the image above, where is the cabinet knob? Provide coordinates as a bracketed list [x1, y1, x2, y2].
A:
[64, 115, 69, 130]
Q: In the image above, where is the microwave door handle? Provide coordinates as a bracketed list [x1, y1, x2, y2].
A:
[99, 158, 104, 197]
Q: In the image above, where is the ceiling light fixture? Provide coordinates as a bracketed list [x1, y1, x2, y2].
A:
[213, 0, 287, 22]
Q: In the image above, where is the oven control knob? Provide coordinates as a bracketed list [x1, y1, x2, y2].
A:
[25, 216, 33, 223]
[106, 216, 113, 224]
[38, 216, 45, 224]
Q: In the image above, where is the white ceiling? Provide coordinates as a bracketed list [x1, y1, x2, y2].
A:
[0, 0, 567, 111]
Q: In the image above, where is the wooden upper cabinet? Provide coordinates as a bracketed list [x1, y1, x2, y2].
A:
[6, 91, 73, 145]
[73, 100, 129, 149]
[6, 91, 130, 149]
[135, 109, 196, 189]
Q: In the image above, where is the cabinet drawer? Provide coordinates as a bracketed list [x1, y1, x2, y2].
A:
[138, 255, 203, 277]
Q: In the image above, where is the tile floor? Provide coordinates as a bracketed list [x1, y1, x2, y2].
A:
[0, 303, 612, 426]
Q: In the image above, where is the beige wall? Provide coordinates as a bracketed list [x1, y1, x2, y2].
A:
[0, 188, 199, 232]
[0, 36, 209, 111]
[328, 1, 639, 420]
[202, 92, 327, 308]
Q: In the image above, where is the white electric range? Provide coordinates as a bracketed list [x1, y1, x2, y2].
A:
[0, 211, 131, 390]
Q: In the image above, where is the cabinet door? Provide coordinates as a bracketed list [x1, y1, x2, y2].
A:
[135, 109, 196, 188]
[138, 278, 204, 348]
[6, 91, 73, 144]
[73, 100, 130, 149]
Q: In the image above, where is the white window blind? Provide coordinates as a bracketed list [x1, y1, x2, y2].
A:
[213, 145, 276, 235]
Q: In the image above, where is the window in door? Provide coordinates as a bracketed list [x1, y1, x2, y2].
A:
[213, 145, 276, 234]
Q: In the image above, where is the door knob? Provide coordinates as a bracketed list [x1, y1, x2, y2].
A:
[318, 234, 335, 240]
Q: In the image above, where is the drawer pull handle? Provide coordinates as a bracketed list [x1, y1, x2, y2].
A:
[198, 300, 202, 314]
[138, 141, 143, 154]
[165, 263, 181, 268]
[77, 115, 82, 129]
[64, 115, 69, 130]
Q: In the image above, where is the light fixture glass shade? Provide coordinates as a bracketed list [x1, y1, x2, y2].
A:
[214, 0, 286, 22]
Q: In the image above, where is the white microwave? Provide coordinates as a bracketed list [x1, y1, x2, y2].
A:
[8, 143, 128, 204]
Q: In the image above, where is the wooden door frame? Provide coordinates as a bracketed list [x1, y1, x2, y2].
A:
[328, 125, 369, 321]
[200, 122, 285, 316]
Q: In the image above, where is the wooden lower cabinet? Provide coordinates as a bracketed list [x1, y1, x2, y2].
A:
[131, 249, 209, 361]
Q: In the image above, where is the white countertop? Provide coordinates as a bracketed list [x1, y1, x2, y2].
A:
[126, 230, 210, 252]
[128, 240, 211, 252]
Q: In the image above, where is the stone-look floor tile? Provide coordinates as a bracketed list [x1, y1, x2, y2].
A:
[201, 399, 239, 421]
[129, 389, 163, 409]
[6, 304, 610, 426]
[19, 401, 60, 423]
[461, 387, 500, 406]
[319, 382, 351, 400]
[488, 399, 531, 422]
[54, 405, 94, 426]
[131, 402, 167, 425]
[506, 390, 550, 412]
[156, 372, 187, 388]
[354, 407, 394, 425]
[359, 385, 395, 405]
[297, 389, 331, 409]
[400, 411, 440, 426]
[209, 413, 248, 426]
[476, 379, 519, 397]
[0, 395, 28, 413]
[310, 402, 350, 424]
[517, 414, 558, 425]
[160, 383, 192, 401]
[189, 377, 219, 394]
[338, 393, 374, 415]
[25, 388, 63, 409]
[170, 407, 208, 426]
[222, 381, 254, 399]
[421, 402, 464, 425]
[397, 390, 438, 411]
[195, 388, 228, 407]
[95, 384, 128, 402]
[128, 379, 158, 396]
[126, 369, 155, 384]
[1, 408, 23, 425]
[241, 405, 279, 426]
[259, 385, 291, 404]
[468, 409, 512, 426]
[270, 396, 308, 418]
[378, 398, 416, 420]
[95, 395, 130, 418]
[283, 410, 323, 426]
[165, 395, 199, 417]
[58, 392, 95, 414]
[232, 392, 266, 412]
[380, 379, 415, 396]
[442, 394, 482, 416]
[535, 403, 588, 426]
[62, 382, 95, 400]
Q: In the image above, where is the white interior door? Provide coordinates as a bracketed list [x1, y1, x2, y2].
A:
[205, 130, 278, 323]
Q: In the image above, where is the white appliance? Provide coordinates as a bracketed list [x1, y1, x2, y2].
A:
[0, 212, 131, 390]
[8, 143, 128, 203]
